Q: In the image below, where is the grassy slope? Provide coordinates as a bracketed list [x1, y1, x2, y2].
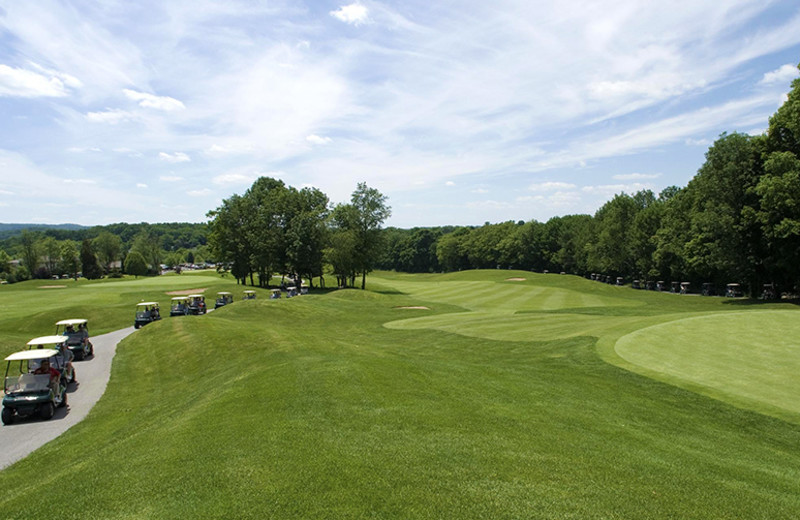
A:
[0, 271, 256, 359]
[0, 271, 799, 518]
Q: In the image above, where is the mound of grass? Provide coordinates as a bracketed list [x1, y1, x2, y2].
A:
[1, 271, 800, 518]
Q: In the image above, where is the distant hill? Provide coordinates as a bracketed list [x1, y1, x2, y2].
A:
[0, 223, 87, 240]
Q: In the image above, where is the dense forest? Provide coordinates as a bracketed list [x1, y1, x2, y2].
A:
[2, 66, 798, 295]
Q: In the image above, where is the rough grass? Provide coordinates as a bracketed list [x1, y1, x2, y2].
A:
[0, 271, 799, 518]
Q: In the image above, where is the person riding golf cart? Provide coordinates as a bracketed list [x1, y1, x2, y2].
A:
[725, 283, 742, 298]
[55, 318, 94, 361]
[26, 336, 76, 385]
[2, 349, 67, 425]
[170, 296, 190, 317]
[762, 283, 777, 300]
[680, 282, 690, 295]
[701, 283, 714, 296]
[656, 281, 665, 292]
[671, 281, 680, 293]
[243, 290, 256, 300]
[215, 292, 234, 309]
[187, 294, 207, 315]
[270, 289, 281, 299]
[135, 302, 161, 329]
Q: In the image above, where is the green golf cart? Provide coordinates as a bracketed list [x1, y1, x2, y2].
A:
[2, 349, 68, 425]
[55, 318, 93, 361]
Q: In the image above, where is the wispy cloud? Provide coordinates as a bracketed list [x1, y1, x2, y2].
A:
[529, 182, 577, 192]
[759, 64, 799, 85]
[306, 134, 332, 145]
[330, 3, 369, 25]
[86, 109, 136, 124]
[612, 173, 661, 180]
[123, 89, 185, 111]
[0, 63, 78, 97]
[159, 152, 191, 163]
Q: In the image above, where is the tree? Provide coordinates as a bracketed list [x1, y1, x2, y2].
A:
[326, 203, 360, 287]
[60, 241, 80, 279]
[41, 236, 61, 276]
[349, 182, 391, 289]
[19, 230, 40, 277]
[125, 251, 148, 279]
[130, 229, 163, 275]
[80, 239, 103, 280]
[93, 231, 122, 272]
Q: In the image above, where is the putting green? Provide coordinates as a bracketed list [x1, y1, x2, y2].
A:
[615, 310, 800, 415]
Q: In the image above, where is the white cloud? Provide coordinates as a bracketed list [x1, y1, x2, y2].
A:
[63, 178, 96, 184]
[86, 109, 135, 124]
[67, 147, 102, 153]
[612, 173, 661, 180]
[123, 88, 186, 111]
[0, 189, 15, 196]
[136, 183, 148, 188]
[306, 134, 332, 145]
[445, 181, 455, 186]
[212, 170, 265, 186]
[187, 188, 212, 197]
[685, 138, 711, 146]
[158, 152, 191, 163]
[159, 175, 184, 182]
[0, 63, 78, 97]
[472, 188, 489, 194]
[529, 182, 577, 192]
[330, 3, 369, 25]
[759, 64, 799, 86]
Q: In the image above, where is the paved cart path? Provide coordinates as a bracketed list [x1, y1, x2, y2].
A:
[0, 327, 136, 470]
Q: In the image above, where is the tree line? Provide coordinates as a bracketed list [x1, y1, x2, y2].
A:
[206, 178, 391, 289]
[0, 223, 210, 282]
[378, 66, 800, 296]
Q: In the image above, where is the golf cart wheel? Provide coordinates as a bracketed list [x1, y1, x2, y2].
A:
[39, 402, 55, 420]
[89, 343, 94, 356]
[1, 407, 13, 425]
[134, 323, 140, 329]
[70, 369, 76, 384]
[74, 349, 84, 362]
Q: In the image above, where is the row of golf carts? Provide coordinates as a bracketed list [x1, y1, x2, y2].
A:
[2, 319, 94, 425]
[133, 286, 308, 329]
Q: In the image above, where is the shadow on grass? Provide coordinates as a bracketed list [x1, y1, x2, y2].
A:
[721, 298, 800, 307]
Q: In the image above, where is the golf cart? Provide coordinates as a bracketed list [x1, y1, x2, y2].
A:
[170, 296, 190, 316]
[26, 336, 76, 384]
[632, 280, 641, 290]
[270, 289, 281, 300]
[187, 294, 207, 315]
[656, 281, 665, 292]
[286, 286, 298, 298]
[725, 283, 742, 298]
[300, 284, 309, 295]
[671, 281, 680, 293]
[701, 283, 714, 296]
[2, 349, 67, 425]
[54, 318, 94, 361]
[135, 302, 161, 329]
[680, 282, 690, 295]
[215, 292, 234, 309]
[762, 283, 777, 300]
[243, 290, 256, 300]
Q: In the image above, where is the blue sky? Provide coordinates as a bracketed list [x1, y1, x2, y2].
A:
[0, 1, 799, 228]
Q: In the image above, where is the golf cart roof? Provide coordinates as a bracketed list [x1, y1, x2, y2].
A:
[55, 318, 88, 326]
[187, 294, 204, 298]
[171, 296, 189, 301]
[26, 335, 68, 347]
[681, 281, 690, 285]
[727, 283, 740, 287]
[271, 288, 281, 292]
[137, 302, 159, 307]
[217, 291, 232, 295]
[244, 290, 255, 293]
[5, 349, 60, 362]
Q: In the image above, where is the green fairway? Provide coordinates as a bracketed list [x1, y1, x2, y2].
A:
[1, 271, 800, 518]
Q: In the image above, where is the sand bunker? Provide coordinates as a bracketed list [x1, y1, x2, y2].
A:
[38, 285, 67, 289]
[505, 278, 526, 282]
[395, 306, 430, 310]
[166, 288, 208, 295]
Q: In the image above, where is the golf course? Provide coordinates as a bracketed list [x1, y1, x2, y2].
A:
[1, 269, 799, 519]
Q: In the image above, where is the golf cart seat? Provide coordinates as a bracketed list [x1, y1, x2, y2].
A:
[64, 332, 83, 346]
